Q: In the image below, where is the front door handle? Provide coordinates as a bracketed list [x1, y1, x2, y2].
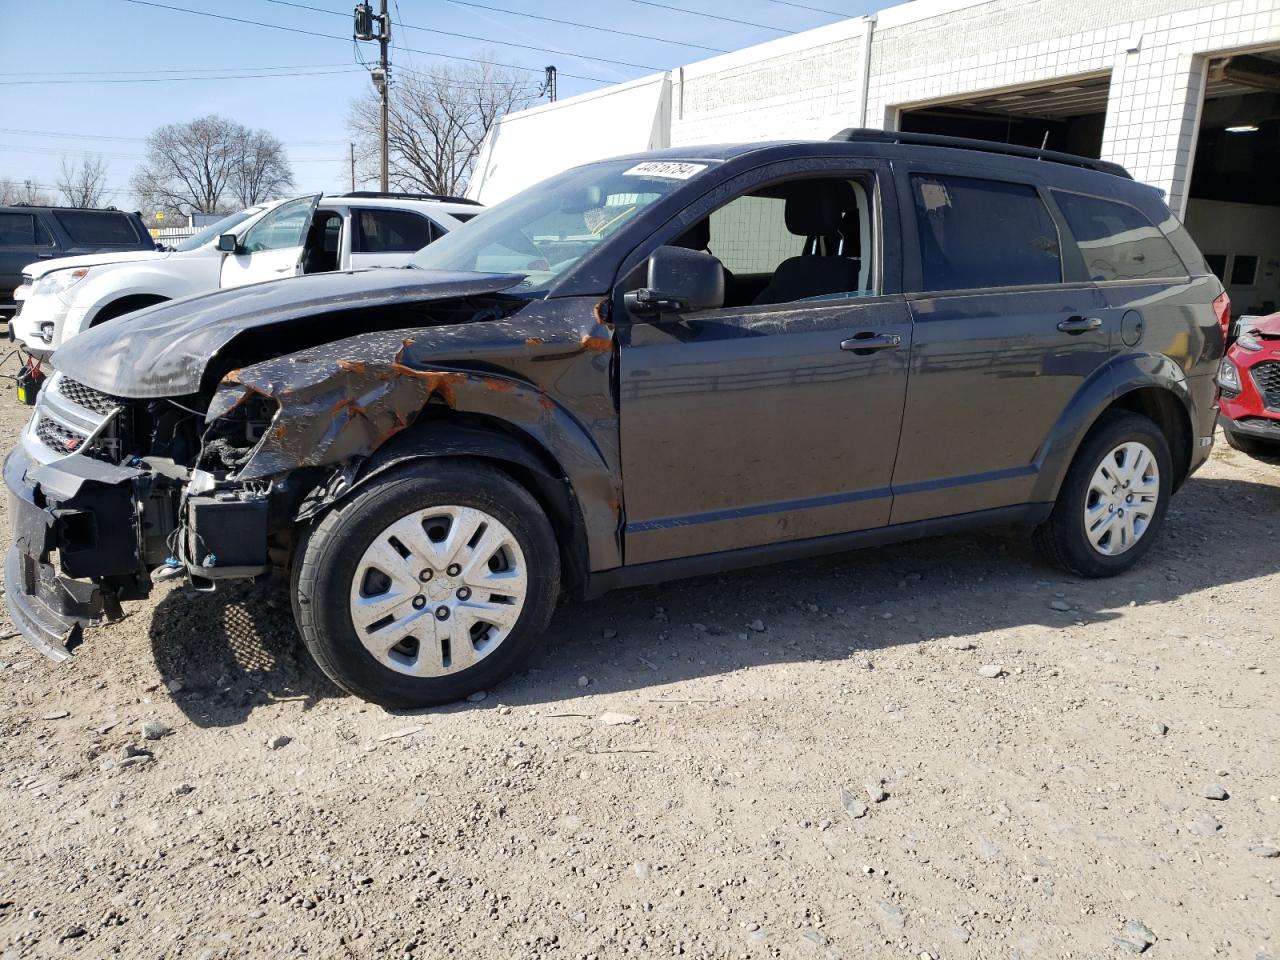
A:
[1057, 315, 1102, 334]
[841, 332, 902, 354]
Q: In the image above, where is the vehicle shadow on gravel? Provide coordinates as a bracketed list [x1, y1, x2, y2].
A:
[148, 475, 1278, 724]
[148, 579, 341, 728]
[466, 474, 1280, 711]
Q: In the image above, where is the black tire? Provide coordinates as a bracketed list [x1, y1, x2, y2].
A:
[294, 460, 560, 707]
[1222, 424, 1279, 457]
[1034, 411, 1172, 578]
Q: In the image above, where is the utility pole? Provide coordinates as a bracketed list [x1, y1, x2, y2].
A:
[544, 65, 557, 102]
[350, 142, 356, 192]
[354, 2, 390, 192]
[378, 0, 390, 192]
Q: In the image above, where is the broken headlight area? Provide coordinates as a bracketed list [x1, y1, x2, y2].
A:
[28, 373, 292, 589]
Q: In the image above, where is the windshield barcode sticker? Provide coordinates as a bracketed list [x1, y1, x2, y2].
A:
[622, 161, 708, 180]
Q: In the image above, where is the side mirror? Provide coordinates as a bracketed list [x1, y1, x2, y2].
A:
[217, 233, 239, 253]
[624, 246, 724, 320]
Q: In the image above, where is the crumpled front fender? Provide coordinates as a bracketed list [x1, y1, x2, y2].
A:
[208, 308, 622, 571]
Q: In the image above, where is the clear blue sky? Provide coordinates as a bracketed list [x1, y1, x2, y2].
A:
[0, 0, 876, 211]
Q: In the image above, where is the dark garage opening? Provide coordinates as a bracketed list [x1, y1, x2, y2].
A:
[1184, 51, 1280, 321]
[898, 72, 1110, 158]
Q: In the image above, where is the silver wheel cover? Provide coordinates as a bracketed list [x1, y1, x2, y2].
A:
[1084, 441, 1160, 556]
[349, 505, 528, 677]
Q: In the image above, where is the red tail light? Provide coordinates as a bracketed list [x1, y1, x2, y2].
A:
[1213, 291, 1231, 342]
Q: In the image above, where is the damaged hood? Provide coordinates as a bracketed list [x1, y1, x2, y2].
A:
[52, 268, 527, 398]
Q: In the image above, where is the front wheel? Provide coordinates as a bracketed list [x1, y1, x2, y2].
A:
[1034, 411, 1172, 578]
[294, 460, 561, 707]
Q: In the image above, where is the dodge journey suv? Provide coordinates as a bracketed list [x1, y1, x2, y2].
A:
[4, 130, 1226, 707]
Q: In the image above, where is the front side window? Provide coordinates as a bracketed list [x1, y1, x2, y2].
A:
[912, 174, 1061, 292]
[53, 210, 140, 246]
[410, 159, 701, 294]
[1053, 191, 1185, 282]
[0, 213, 37, 246]
[690, 176, 875, 308]
[240, 197, 314, 253]
[355, 209, 435, 253]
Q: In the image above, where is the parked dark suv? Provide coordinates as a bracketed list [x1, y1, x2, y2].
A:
[4, 130, 1225, 706]
[0, 206, 156, 315]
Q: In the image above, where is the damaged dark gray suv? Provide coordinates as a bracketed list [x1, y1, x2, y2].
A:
[5, 130, 1226, 707]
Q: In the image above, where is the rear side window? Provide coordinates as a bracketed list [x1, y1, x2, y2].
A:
[450, 212, 477, 223]
[0, 213, 38, 246]
[53, 210, 140, 246]
[354, 209, 436, 253]
[1052, 191, 1186, 282]
[911, 174, 1061, 292]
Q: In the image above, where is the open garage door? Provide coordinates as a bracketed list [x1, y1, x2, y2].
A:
[897, 72, 1110, 158]
[1184, 50, 1280, 325]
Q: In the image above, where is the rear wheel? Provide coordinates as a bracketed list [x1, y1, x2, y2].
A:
[1035, 411, 1171, 578]
[1222, 424, 1280, 457]
[294, 461, 560, 707]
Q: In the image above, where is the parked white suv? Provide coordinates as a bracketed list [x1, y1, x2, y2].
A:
[11, 193, 481, 360]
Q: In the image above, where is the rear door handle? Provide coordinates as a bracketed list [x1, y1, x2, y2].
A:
[841, 332, 902, 353]
[1057, 315, 1102, 334]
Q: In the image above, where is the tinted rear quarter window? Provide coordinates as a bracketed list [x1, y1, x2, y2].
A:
[911, 174, 1061, 292]
[53, 210, 141, 246]
[0, 213, 39, 246]
[1052, 191, 1186, 281]
[355, 209, 436, 253]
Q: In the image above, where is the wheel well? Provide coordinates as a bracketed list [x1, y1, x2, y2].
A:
[355, 414, 591, 594]
[91, 294, 169, 326]
[1107, 386, 1193, 488]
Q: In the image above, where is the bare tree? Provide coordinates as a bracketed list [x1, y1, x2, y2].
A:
[56, 155, 110, 208]
[348, 58, 539, 196]
[0, 178, 53, 206]
[130, 115, 295, 215]
[231, 129, 296, 206]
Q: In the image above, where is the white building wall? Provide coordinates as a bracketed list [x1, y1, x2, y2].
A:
[466, 74, 672, 205]
[669, 18, 872, 146]
[466, 0, 1280, 216]
[865, 0, 1280, 215]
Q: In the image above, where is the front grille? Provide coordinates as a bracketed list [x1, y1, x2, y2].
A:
[1252, 361, 1280, 409]
[58, 377, 124, 416]
[36, 416, 89, 454]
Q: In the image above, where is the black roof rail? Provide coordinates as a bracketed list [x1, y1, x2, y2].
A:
[830, 128, 1133, 179]
[338, 190, 483, 206]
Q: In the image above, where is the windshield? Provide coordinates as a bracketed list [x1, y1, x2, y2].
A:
[173, 207, 264, 252]
[409, 159, 709, 293]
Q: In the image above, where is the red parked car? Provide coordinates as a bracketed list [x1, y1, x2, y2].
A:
[1218, 310, 1280, 456]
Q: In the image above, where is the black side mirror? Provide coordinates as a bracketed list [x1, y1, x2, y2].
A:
[217, 233, 239, 253]
[624, 246, 724, 320]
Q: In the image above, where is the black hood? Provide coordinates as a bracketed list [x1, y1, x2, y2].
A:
[53, 268, 527, 398]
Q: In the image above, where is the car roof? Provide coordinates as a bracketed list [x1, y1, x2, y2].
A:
[0, 205, 141, 216]
[606, 135, 1154, 202]
[317, 196, 481, 219]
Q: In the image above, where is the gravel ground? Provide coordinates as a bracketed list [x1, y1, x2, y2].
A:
[0, 375, 1276, 960]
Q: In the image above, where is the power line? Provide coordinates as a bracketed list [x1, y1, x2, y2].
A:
[118, 0, 615, 83]
[0, 67, 364, 85]
[0, 144, 345, 163]
[624, 0, 792, 32]
[0, 62, 356, 77]
[0, 127, 346, 147]
[439, 0, 726, 53]
[758, 0, 852, 16]
[264, 0, 663, 72]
